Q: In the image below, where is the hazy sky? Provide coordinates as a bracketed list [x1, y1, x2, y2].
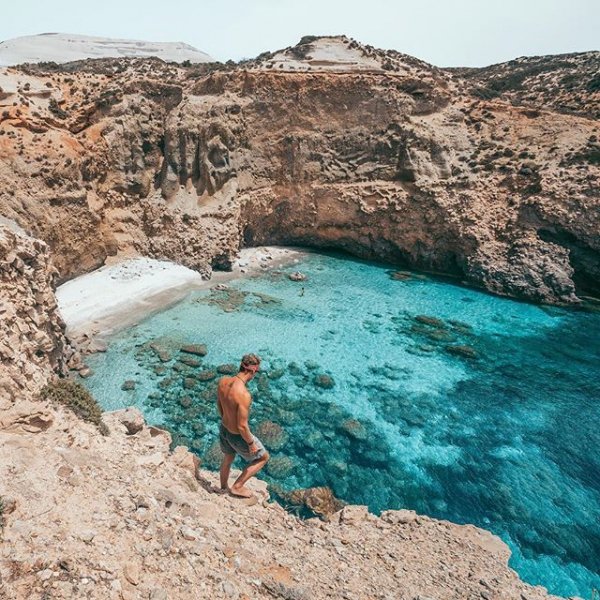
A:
[1, 0, 598, 67]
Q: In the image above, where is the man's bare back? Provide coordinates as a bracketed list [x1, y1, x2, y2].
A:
[217, 376, 251, 435]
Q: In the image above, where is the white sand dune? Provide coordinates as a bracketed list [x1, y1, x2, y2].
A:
[0, 33, 213, 66]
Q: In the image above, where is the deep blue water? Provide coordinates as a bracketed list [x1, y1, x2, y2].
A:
[84, 252, 600, 598]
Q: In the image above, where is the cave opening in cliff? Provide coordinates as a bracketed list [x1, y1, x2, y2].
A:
[538, 227, 600, 298]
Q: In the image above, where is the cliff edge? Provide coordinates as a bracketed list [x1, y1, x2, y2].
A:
[0, 403, 561, 600]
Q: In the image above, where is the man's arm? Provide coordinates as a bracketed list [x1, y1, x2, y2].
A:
[236, 393, 256, 447]
[216, 389, 223, 417]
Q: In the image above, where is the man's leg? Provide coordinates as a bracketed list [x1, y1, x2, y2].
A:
[220, 452, 235, 490]
[230, 452, 270, 498]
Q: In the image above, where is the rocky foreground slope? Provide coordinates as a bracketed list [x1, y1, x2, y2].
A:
[1, 403, 561, 600]
[0, 222, 562, 599]
[0, 35, 598, 303]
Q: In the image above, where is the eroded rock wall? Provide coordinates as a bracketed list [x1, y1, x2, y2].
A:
[0, 38, 598, 304]
[0, 219, 71, 402]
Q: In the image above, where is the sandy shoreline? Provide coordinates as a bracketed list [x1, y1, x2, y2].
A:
[56, 247, 305, 341]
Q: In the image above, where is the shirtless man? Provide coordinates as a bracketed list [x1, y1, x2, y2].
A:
[217, 353, 270, 498]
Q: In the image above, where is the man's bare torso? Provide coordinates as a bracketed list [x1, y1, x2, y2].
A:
[217, 376, 252, 434]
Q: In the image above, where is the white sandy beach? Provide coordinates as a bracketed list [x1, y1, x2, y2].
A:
[56, 247, 305, 340]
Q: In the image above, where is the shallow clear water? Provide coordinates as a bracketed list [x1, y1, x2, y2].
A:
[84, 252, 600, 598]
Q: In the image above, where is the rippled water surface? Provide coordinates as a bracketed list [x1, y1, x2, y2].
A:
[84, 252, 600, 598]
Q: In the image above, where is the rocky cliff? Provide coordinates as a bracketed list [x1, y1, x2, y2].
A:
[0, 35, 594, 600]
[0, 219, 72, 404]
[0, 35, 598, 303]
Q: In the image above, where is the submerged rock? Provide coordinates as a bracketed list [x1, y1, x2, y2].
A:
[448, 319, 473, 332]
[252, 291, 281, 306]
[255, 420, 287, 450]
[203, 441, 223, 468]
[445, 345, 478, 359]
[197, 369, 217, 381]
[424, 329, 455, 342]
[217, 364, 237, 375]
[204, 288, 248, 312]
[191, 422, 205, 435]
[369, 364, 402, 380]
[179, 356, 202, 367]
[266, 455, 295, 478]
[158, 377, 174, 390]
[150, 342, 171, 362]
[314, 374, 335, 389]
[414, 315, 446, 328]
[268, 368, 285, 380]
[288, 362, 304, 376]
[390, 270, 412, 281]
[181, 344, 208, 357]
[179, 396, 192, 408]
[121, 380, 136, 391]
[183, 378, 197, 390]
[340, 419, 368, 440]
[190, 439, 203, 451]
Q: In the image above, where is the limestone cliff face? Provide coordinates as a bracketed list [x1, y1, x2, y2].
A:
[0, 36, 598, 303]
[0, 219, 71, 402]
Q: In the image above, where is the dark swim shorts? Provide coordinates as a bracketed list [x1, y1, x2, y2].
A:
[219, 424, 267, 461]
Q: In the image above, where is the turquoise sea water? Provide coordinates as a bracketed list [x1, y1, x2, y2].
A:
[84, 252, 600, 598]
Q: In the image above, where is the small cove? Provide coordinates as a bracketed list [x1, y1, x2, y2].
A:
[82, 250, 600, 598]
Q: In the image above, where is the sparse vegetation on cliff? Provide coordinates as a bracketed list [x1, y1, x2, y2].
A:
[40, 379, 109, 435]
[457, 51, 600, 119]
[48, 97, 67, 119]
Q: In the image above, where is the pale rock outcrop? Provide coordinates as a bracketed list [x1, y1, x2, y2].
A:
[0, 33, 213, 67]
[110, 406, 145, 435]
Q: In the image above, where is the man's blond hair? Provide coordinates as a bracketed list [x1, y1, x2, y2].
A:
[240, 353, 261, 372]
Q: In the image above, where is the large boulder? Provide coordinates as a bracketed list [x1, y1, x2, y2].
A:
[110, 407, 145, 435]
[286, 486, 345, 518]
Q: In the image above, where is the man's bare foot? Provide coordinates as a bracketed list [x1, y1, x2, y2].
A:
[230, 485, 254, 498]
